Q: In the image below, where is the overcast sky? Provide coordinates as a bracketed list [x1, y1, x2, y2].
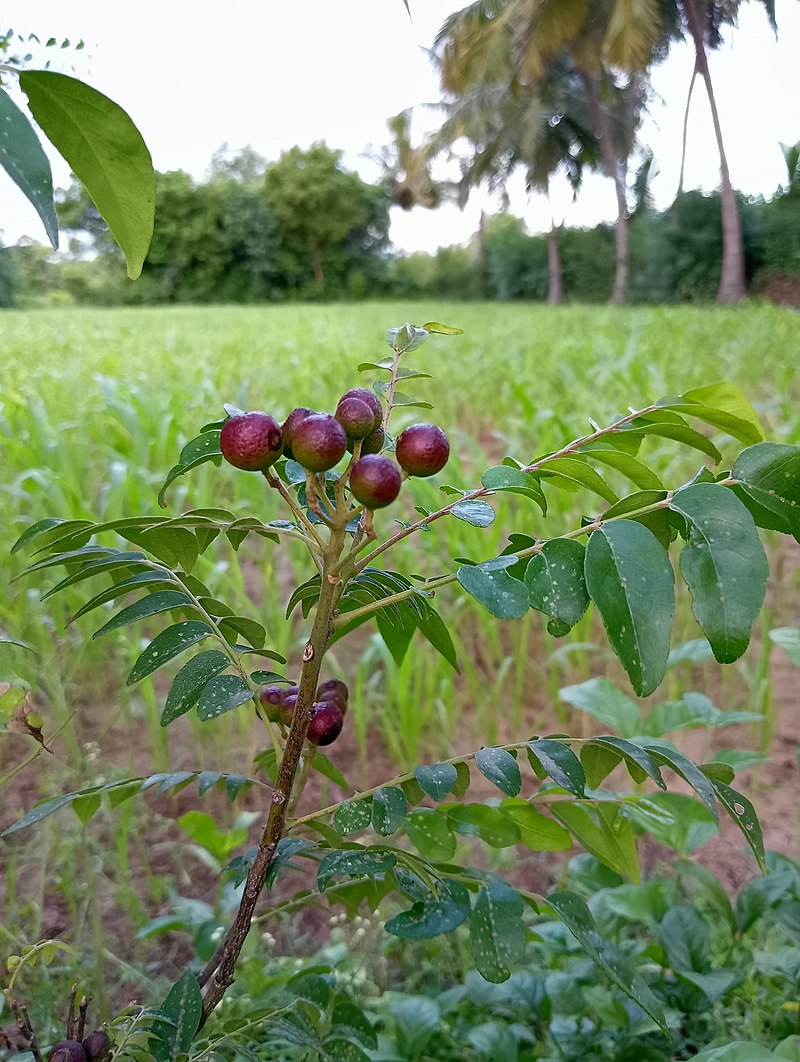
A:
[1, 1, 798, 253]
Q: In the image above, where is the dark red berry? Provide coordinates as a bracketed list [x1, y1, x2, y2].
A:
[348, 425, 385, 455]
[259, 685, 288, 723]
[49, 1042, 87, 1062]
[316, 679, 349, 713]
[82, 1031, 112, 1062]
[220, 412, 283, 472]
[307, 701, 344, 746]
[350, 455, 402, 509]
[292, 414, 347, 473]
[281, 407, 315, 461]
[395, 424, 450, 477]
[340, 388, 382, 430]
[336, 396, 376, 439]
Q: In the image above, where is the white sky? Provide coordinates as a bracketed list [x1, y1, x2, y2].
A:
[1, 1, 798, 253]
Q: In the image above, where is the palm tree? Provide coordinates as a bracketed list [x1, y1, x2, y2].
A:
[436, 60, 600, 302]
[369, 111, 448, 211]
[676, 0, 778, 301]
[434, 0, 667, 303]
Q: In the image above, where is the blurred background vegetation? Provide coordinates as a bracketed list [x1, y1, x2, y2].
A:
[1, 142, 799, 308]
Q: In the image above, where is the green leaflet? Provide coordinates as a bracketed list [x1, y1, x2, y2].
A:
[584, 519, 674, 697]
[525, 539, 589, 633]
[317, 849, 397, 890]
[500, 799, 572, 851]
[451, 499, 496, 527]
[414, 762, 458, 800]
[731, 442, 800, 540]
[553, 802, 640, 882]
[404, 808, 457, 860]
[671, 484, 768, 663]
[447, 803, 520, 847]
[19, 70, 155, 278]
[475, 747, 522, 796]
[548, 890, 667, 1032]
[539, 455, 618, 504]
[470, 881, 526, 983]
[151, 970, 202, 1060]
[0, 87, 58, 247]
[528, 738, 586, 797]
[457, 563, 529, 619]
[196, 674, 253, 721]
[161, 650, 230, 725]
[371, 787, 407, 836]
[385, 879, 470, 939]
[91, 589, 195, 638]
[127, 622, 213, 685]
[559, 678, 641, 738]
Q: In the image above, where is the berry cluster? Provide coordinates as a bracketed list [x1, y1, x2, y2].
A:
[260, 678, 348, 746]
[219, 387, 449, 509]
[220, 383, 450, 752]
[49, 1030, 110, 1062]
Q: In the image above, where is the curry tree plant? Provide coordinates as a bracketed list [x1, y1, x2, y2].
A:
[5, 321, 800, 1056]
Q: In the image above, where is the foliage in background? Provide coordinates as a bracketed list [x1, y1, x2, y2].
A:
[4, 162, 800, 308]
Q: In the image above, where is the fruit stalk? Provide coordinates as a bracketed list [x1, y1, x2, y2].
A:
[198, 522, 347, 1018]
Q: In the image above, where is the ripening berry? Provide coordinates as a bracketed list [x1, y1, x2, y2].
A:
[316, 679, 348, 713]
[307, 701, 344, 746]
[292, 414, 347, 473]
[339, 388, 382, 430]
[281, 407, 315, 461]
[82, 1031, 112, 1062]
[259, 685, 288, 723]
[349, 455, 402, 509]
[348, 425, 384, 456]
[48, 1042, 87, 1062]
[395, 423, 450, 477]
[220, 412, 283, 472]
[280, 693, 298, 727]
[336, 396, 376, 439]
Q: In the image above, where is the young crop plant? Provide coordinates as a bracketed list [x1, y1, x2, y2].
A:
[5, 320, 800, 1058]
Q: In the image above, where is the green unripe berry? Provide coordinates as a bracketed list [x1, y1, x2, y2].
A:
[26, 711, 44, 729]
[349, 455, 402, 509]
[259, 685, 288, 723]
[6, 954, 21, 972]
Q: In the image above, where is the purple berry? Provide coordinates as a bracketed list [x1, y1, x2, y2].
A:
[350, 455, 402, 509]
[220, 412, 283, 472]
[395, 424, 449, 478]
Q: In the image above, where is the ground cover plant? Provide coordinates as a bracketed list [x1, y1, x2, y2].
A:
[1, 304, 800, 1059]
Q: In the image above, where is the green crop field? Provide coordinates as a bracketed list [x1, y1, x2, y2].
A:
[2, 302, 800, 1028]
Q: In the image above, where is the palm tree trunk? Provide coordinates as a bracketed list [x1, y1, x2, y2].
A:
[312, 250, 325, 286]
[683, 0, 746, 302]
[547, 220, 563, 305]
[578, 68, 628, 305]
[678, 62, 698, 194]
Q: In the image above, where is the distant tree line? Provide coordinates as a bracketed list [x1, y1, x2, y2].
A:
[1, 142, 799, 308]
